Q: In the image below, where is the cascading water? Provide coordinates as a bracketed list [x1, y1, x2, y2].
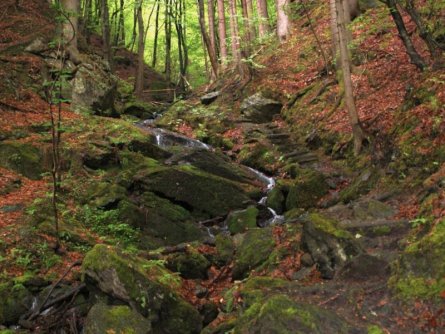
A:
[139, 121, 284, 235]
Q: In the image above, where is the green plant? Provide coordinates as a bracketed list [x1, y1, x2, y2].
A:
[410, 217, 428, 228]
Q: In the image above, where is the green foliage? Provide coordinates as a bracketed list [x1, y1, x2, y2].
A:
[79, 205, 140, 247]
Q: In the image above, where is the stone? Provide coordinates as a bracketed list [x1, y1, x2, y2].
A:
[84, 303, 152, 334]
[24, 37, 47, 54]
[71, 60, 118, 116]
[301, 253, 314, 267]
[338, 254, 389, 281]
[0, 283, 33, 325]
[226, 206, 259, 234]
[166, 251, 211, 279]
[232, 228, 275, 279]
[240, 93, 283, 123]
[82, 244, 202, 334]
[266, 186, 285, 214]
[0, 142, 43, 179]
[215, 234, 235, 266]
[200, 91, 220, 105]
[301, 213, 362, 279]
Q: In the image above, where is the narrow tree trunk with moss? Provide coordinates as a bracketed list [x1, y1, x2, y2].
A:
[229, 0, 243, 76]
[198, 0, 218, 79]
[100, 0, 113, 70]
[61, 0, 81, 63]
[152, 0, 161, 68]
[165, 0, 172, 81]
[207, 0, 217, 65]
[276, 0, 290, 42]
[336, 0, 365, 155]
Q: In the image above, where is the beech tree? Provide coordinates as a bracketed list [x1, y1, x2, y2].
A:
[198, 0, 218, 79]
[335, 0, 365, 155]
[134, 0, 145, 97]
[100, 0, 113, 69]
[61, 0, 80, 61]
[228, 0, 243, 76]
[217, 0, 228, 69]
[276, 0, 290, 42]
[257, 0, 271, 38]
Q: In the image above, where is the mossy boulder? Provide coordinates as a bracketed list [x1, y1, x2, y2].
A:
[85, 182, 127, 209]
[84, 303, 152, 334]
[135, 166, 252, 217]
[123, 101, 161, 119]
[0, 141, 43, 179]
[81, 141, 119, 170]
[226, 206, 259, 235]
[233, 228, 276, 279]
[266, 186, 285, 214]
[235, 294, 354, 334]
[240, 93, 283, 123]
[215, 234, 235, 265]
[82, 244, 202, 334]
[339, 169, 379, 203]
[390, 219, 445, 300]
[166, 251, 211, 279]
[352, 199, 395, 220]
[238, 142, 279, 174]
[0, 283, 33, 325]
[301, 213, 362, 279]
[285, 169, 329, 210]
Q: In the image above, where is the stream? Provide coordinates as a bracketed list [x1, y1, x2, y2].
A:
[138, 123, 284, 237]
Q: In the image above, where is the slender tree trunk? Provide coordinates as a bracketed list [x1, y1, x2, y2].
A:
[152, 0, 161, 68]
[117, 0, 125, 46]
[83, 0, 92, 42]
[198, 0, 218, 79]
[217, 0, 228, 69]
[240, 0, 252, 47]
[257, 0, 270, 38]
[329, 0, 339, 57]
[61, 0, 80, 51]
[384, 0, 425, 71]
[208, 0, 217, 64]
[165, 0, 172, 81]
[336, 0, 365, 155]
[100, 0, 113, 70]
[134, 0, 145, 97]
[276, 0, 290, 42]
[246, 0, 256, 39]
[404, 0, 443, 68]
[229, 0, 243, 75]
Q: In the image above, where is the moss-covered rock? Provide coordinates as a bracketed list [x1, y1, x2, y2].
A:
[390, 219, 445, 300]
[135, 166, 253, 217]
[215, 234, 235, 265]
[235, 294, 354, 334]
[82, 244, 202, 334]
[166, 251, 211, 279]
[0, 141, 43, 179]
[0, 283, 33, 325]
[123, 101, 161, 119]
[238, 142, 280, 174]
[84, 303, 152, 334]
[233, 228, 276, 279]
[266, 186, 285, 214]
[285, 169, 329, 210]
[301, 213, 362, 279]
[339, 169, 379, 203]
[226, 206, 259, 235]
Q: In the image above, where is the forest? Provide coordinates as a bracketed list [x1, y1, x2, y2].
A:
[0, 0, 444, 333]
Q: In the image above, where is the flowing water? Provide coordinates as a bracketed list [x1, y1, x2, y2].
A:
[139, 122, 284, 235]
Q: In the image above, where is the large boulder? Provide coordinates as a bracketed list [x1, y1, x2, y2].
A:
[301, 213, 362, 279]
[226, 206, 259, 235]
[84, 303, 152, 334]
[0, 283, 33, 326]
[71, 60, 117, 116]
[233, 228, 276, 279]
[134, 166, 254, 217]
[240, 93, 282, 123]
[82, 244, 202, 334]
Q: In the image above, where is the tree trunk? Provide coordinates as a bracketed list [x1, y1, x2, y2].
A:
[117, 0, 125, 46]
[61, 0, 80, 51]
[207, 0, 217, 64]
[82, 0, 92, 42]
[152, 0, 161, 68]
[336, 0, 365, 155]
[257, 0, 270, 38]
[165, 0, 172, 81]
[134, 0, 145, 97]
[404, 0, 443, 68]
[276, 0, 290, 42]
[198, 0, 218, 79]
[329, 0, 339, 57]
[229, 0, 243, 75]
[246, 0, 256, 39]
[100, 0, 113, 70]
[240, 0, 252, 48]
[384, 0, 425, 71]
[217, 0, 228, 70]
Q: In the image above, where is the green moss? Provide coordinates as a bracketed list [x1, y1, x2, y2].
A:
[0, 141, 43, 179]
[266, 186, 285, 214]
[339, 169, 379, 203]
[285, 168, 329, 210]
[227, 206, 259, 234]
[215, 234, 235, 265]
[232, 228, 276, 279]
[82, 245, 201, 333]
[372, 225, 392, 236]
[367, 325, 385, 334]
[166, 251, 210, 279]
[84, 303, 152, 334]
[308, 213, 352, 239]
[391, 275, 445, 300]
